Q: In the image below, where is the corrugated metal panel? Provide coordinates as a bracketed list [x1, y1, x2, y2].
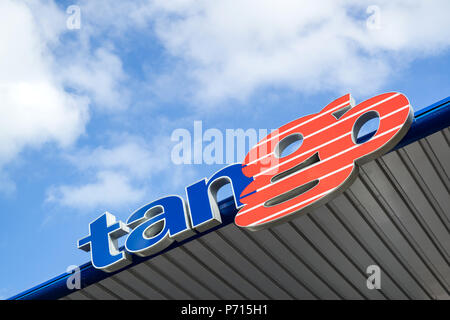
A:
[66, 127, 450, 300]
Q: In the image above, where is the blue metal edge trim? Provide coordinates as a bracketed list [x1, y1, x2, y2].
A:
[8, 96, 450, 300]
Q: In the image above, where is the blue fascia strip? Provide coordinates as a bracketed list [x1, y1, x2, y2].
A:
[8, 96, 450, 300]
[394, 96, 450, 150]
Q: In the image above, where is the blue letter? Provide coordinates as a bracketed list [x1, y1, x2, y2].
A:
[125, 195, 194, 257]
[185, 163, 253, 232]
[78, 212, 131, 272]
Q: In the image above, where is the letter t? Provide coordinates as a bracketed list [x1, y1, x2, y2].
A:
[78, 212, 131, 272]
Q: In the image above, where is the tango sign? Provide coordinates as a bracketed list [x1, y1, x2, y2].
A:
[78, 92, 413, 272]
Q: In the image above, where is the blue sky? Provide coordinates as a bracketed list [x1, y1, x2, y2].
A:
[1, 0, 450, 299]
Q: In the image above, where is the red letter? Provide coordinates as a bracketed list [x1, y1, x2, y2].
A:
[236, 92, 413, 230]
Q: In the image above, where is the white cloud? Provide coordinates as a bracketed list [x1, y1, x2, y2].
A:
[66, 138, 169, 178]
[50, 0, 450, 105]
[0, 0, 134, 194]
[0, 82, 88, 164]
[47, 171, 146, 210]
[0, 0, 89, 168]
[46, 136, 177, 211]
[145, 0, 450, 103]
[61, 48, 130, 111]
